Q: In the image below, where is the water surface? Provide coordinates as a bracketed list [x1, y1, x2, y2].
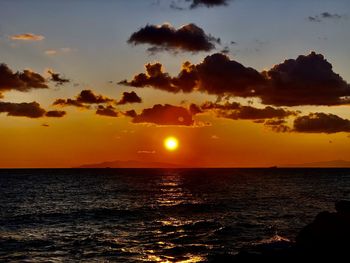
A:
[1, 168, 350, 262]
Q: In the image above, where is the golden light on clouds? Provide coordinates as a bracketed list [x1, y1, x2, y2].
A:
[10, 33, 45, 41]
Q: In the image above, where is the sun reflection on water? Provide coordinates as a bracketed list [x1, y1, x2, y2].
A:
[140, 172, 207, 262]
[145, 254, 204, 263]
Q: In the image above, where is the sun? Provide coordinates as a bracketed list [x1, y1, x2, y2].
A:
[164, 136, 179, 151]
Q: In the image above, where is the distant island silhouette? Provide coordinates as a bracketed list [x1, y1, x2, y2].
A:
[281, 159, 350, 168]
[77, 159, 350, 168]
[77, 160, 181, 168]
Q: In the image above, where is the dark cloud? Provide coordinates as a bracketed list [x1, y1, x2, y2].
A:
[48, 70, 70, 86]
[189, 103, 203, 115]
[96, 105, 119, 117]
[200, 101, 240, 110]
[188, 0, 228, 8]
[124, 109, 137, 118]
[132, 104, 194, 126]
[308, 12, 345, 22]
[120, 53, 264, 97]
[170, 0, 229, 10]
[225, 106, 294, 120]
[128, 23, 220, 53]
[0, 63, 48, 97]
[117, 91, 142, 105]
[121, 52, 350, 106]
[196, 101, 295, 124]
[308, 16, 321, 22]
[53, 98, 88, 108]
[45, 110, 66, 118]
[264, 119, 291, 132]
[321, 12, 343, 19]
[0, 100, 68, 119]
[53, 90, 115, 108]
[261, 52, 350, 106]
[76, 90, 114, 104]
[264, 119, 286, 126]
[0, 101, 46, 118]
[196, 53, 265, 96]
[119, 61, 197, 93]
[293, 113, 350, 133]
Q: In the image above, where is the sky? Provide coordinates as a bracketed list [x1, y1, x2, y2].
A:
[1, 0, 350, 168]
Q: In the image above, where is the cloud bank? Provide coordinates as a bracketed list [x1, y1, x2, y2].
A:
[121, 52, 350, 106]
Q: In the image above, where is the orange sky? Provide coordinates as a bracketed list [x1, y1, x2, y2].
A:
[1, 1, 350, 168]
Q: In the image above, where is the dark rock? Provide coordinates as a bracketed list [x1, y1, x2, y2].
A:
[335, 200, 350, 214]
[296, 209, 350, 254]
[230, 201, 350, 262]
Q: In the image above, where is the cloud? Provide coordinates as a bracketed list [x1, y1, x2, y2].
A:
[199, 101, 295, 120]
[45, 50, 57, 55]
[137, 150, 156, 154]
[124, 109, 137, 118]
[264, 119, 291, 132]
[293, 113, 350, 133]
[48, 70, 70, 86]
[53, 98, 87, 108]
[189, 103, 203, 115]
[9, 33, 45, 41]
[170, 0, 229, 9]
[45, 110, 66, 118]
[308, 12, 345, 22]
[53, 90, 115, 108]
[189, 0, 229, 8]
[128, 23, 220, 53]
[261, 52, 350, 106]
[60, 47, 72, 53]
[190, 101, 296, 131]
[0, 101, 46, 118]
[96, 105, 119, 117]
[200, 101, 241, 110]
[119, 62, 197, 93]
[132, 104, 194, 126]
[122, 52, 350, 106]
[120, 53, 263, 96]
[117, 91, 142, 105]
[224, 106, 294, 120]
[195, 53, 265, 96]
[76, 90, 114, 104]
[0, 63, 48, 97]
[0, 100, 67, 119]
[45, 47, 72, 56]
[264, 119, 286, 126]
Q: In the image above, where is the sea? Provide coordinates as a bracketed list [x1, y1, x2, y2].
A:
[1, 168, 350, 262]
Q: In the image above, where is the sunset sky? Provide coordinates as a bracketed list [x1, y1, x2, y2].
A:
[1, 0, 350, 168]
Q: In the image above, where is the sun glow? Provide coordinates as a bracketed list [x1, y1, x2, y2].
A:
[164, 136, 179, 151]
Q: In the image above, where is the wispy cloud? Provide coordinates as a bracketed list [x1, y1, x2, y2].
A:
[308, 12, 346, 22]
[10, 33, 45, 41]
[45, 50, 57, 55]
[44, 47, 72, 56]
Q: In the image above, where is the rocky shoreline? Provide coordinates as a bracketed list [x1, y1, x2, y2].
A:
[210, 201, 350, 262]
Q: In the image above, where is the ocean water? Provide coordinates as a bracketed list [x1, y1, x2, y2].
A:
[1, 168, 350, 262]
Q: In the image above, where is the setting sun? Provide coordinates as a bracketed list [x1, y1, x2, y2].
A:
[164, 137, 179, 151]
